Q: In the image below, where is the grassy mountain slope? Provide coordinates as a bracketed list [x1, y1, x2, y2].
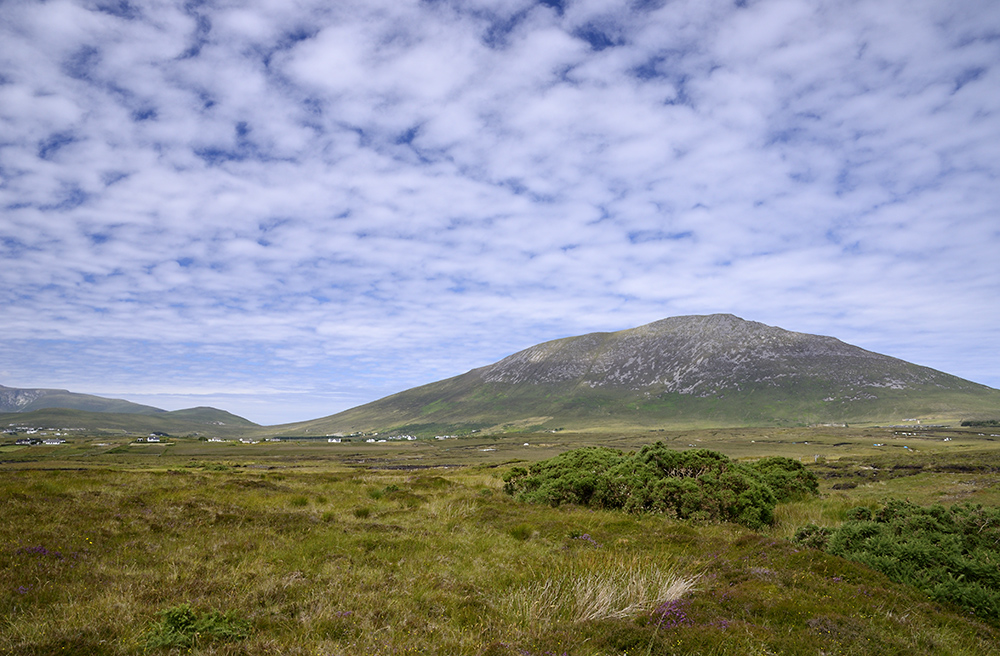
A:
[0, 385, 257, 435]
[278, 314, 1000, 436]
[1, 406, 258, 437]
[162, 406, 258, 426]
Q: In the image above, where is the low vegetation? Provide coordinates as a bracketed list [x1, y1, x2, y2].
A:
[144, 604, 251, 651]
[503, 444, 817, 529]
[2, 430, 1000, 655]
[795, 500, 1000, 620]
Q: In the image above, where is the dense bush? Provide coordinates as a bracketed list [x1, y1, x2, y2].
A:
[503, 446, 627, 508]
[794, 500, 1000, 620]
[503, 444, 817, 529]
[747, 456, 819, 501]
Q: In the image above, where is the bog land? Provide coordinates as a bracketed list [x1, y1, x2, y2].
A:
[3, 425, 1000, 655]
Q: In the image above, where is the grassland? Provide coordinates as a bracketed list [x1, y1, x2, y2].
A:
[3, 425, 1000, 655]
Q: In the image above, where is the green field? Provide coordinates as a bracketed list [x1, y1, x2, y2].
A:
[3, 426, 1000, 655]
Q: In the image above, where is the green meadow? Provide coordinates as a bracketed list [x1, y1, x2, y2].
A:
[3, 425, 1000, 655]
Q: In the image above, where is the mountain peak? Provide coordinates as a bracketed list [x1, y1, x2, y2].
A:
[479, 314, 867, 394]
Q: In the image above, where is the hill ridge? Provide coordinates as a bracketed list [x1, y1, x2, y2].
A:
[0, 384, 166, 415]
[0, 385, 257, 427]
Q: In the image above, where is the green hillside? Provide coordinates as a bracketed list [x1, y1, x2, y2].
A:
[274, 377, 1000, 437]
[0, 385, 165, 415]
[162, 406, 258, 426]
[1, 406, 257, 437]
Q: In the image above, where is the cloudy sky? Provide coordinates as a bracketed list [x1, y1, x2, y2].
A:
[2, 0, 998, 425]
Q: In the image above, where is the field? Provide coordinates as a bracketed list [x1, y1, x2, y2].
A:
[3, 424, 1000, 655]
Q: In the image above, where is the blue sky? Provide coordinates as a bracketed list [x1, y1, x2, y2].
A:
[2, 0, 998, 425]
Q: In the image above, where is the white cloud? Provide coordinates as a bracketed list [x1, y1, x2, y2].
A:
[1, 0, 998, 424]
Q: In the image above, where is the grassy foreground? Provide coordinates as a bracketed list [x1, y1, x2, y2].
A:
[3, 432, 1000, 655]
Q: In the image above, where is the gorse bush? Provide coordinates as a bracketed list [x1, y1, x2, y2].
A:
[747, 456, 819, 501]
[795, 500, 1000, 619]
[503, 444, 817, 529]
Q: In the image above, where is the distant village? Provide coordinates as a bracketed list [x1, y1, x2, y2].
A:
[6, 424, 85, 445]
[5, 424, 462, 446]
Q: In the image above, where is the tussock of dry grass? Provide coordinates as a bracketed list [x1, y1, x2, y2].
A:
[500, 555, 698, 625]
[571, 568, 698, 622]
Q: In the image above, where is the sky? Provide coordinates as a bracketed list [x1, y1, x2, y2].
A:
[1, 0, 999, 425]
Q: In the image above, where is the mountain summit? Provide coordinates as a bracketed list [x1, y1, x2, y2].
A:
[285, 314, 999, 434]
[479, 314, 959, 394]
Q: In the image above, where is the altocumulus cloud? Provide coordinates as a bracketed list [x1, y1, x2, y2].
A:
[1, 0, 998, 424]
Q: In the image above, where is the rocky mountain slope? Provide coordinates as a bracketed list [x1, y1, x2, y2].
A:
[279, 314, 1000, 435]
[479, 314, 967, 395]
[0, 385, 165, 415]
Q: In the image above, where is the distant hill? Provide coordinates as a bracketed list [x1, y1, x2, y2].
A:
[0, 385, 165, 415]
[278, 314, 1000, 435]
[0, 406, 258, 437]
[162, 406, 257, 426]
[0, 385, 258, 434]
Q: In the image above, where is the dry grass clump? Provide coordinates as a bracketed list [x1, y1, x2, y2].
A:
[500, 554, 698, 625]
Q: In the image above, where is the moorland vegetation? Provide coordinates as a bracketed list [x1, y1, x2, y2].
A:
[795, 500, 1000, 620]
[2, 428, 1000, 655]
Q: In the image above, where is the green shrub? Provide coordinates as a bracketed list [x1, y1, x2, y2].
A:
[845, 506, 871, 521]
[795, 500, 1000, 619]
[144, 604, 250, 651]
[503, 447, 627, 506]
[747, 456, 819, 501]
[502, 444, 799, 530]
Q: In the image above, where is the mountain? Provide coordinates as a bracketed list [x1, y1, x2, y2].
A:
[279, 314, 1000, 435]
[0, 385, 258, 433]
[0, 385, 165, 415]
[1, 406, 258, 437]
